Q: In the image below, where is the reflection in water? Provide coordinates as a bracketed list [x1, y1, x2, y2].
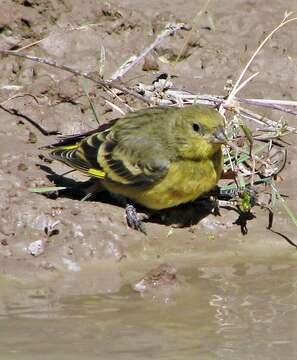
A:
[204, 264, 297, 359]
[0, 263, 296, 360]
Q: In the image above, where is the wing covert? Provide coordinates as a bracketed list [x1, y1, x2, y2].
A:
[99, 138, 170, 187]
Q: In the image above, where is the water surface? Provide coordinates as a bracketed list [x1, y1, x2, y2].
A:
[1, 260, 296, 360]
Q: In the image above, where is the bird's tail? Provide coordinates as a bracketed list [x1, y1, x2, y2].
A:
[42, 135, 105, 179]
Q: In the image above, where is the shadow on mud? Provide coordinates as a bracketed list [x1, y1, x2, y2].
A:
[38, 163, 216, 228]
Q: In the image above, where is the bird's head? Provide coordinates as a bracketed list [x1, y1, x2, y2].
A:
[175, 105, 227, 160]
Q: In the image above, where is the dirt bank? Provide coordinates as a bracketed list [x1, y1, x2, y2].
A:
[1, 0, 297, 295]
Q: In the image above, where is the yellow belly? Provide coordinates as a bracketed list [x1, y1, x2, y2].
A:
[102, 153, 223, 210]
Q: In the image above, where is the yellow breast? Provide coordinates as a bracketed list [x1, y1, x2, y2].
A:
[102, 150, 223, 210]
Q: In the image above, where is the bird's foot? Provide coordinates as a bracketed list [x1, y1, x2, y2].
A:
[125, 204, 147, 235]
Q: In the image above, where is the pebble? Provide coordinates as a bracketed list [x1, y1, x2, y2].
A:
[28, 239, 45, 256]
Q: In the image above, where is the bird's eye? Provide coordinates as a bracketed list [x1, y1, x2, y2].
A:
[192, 123, 201, 133]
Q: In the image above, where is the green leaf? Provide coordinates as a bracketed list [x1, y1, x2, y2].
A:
[98, 45, 106, 78]
[273, 186, 297, 229]
[238, 174, 246, 189]
[219, 177, 271, 192]
[239, 191, 252, 212]
[240, 123, 254, 146]
[80, 192, 93, 201]
[82, 79, 100, 124]
[224, 143, 268, 170]
[28, 186, 67, 193]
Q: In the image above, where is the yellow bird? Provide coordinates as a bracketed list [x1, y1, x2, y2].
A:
[46, 105, 226, 211]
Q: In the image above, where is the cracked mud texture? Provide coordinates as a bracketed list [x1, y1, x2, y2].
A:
[1, 0, 297, 296]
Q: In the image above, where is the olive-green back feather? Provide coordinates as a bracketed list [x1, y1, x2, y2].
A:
[47, 105, 224, 187]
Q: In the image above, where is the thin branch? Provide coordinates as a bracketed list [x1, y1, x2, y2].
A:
[0, 93, 39, 106]
[0, 104, 60, 135]
[230, 72, 259, 98]
[238, 98, 297, 117]
[243, 98, 297, 107]
[173, 0, 212, 66]
[0, 49, 153, 105]
[111, 23, 186, 80]
[15, 39, 44, 52]
[226, 14, 297, 105]
[239, 106, 297, 133]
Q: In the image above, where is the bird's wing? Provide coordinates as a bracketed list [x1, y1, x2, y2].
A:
[46, 118, 170, 186]
[45, 120, 118, 178]
[99, 137, 170, 187]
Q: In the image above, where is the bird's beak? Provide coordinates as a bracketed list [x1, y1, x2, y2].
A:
[208, 127, 228, 144]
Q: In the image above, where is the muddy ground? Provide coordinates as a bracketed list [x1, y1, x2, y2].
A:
[1, 0, 297, 297]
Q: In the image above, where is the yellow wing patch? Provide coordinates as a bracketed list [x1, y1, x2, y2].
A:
[87, 168, 105, 178]
[58, 144, 79, 150]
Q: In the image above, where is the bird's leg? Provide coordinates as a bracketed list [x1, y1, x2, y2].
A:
[125, 204, 147, 235]
[107, 192, 148, 234]
[210, 196, 221, 216]
[78, 181, 148, 233]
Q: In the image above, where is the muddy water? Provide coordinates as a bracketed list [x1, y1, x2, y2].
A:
[1, 257, 296, 360]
